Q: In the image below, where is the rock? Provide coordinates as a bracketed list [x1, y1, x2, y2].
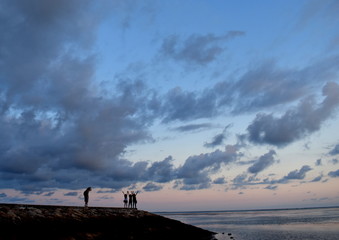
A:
[0, 203, 215, 240]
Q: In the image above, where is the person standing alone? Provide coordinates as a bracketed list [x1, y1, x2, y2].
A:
[83, 187, 92, 207]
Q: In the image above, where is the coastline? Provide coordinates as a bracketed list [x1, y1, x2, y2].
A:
[0, 203, 216, 240]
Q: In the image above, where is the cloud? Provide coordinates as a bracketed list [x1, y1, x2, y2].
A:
[172, 123, 212, 132]
[247, 150, 277, 174]
[265, 185, 278, 190]
[161, 87, 219, 122]
[204, 124, 232, 148]
[43, 192, 55, 197]
[0, 193, 7, 198]
[142, 144, 241, 191]
[328, 169, 339, 177]
[147, 156, 176, 183]
[330, 159, 339, 165]
[0, 0, 159, 192]
[282, 165, 312, 181]
[160, 56, 339, 123]
[160, 32, 244, 66]
[230, 165, 314, 190]
[247, 82, 339, 147]
[329, 144, 339, 155]
[213, 177, 227, 184]
[176, 145, 240, 189]
[232, 173, 249, 189]
[143, 182, 163, 192]
[311, 175, 323, 182]
[64, 191, 78, 196]
[315, 159, 322, 166]
[298, 0, 339, 33]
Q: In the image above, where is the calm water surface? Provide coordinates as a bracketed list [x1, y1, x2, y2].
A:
[159, 207, 339, 240]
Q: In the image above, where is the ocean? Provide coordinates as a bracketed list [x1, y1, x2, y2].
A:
[158, 207, 339, 240]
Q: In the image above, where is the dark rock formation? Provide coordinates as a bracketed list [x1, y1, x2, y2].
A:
[0, 204, 215, 240]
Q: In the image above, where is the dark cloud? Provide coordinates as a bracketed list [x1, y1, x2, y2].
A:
[247, 82, 339, 147]
[282, 165, 312, 181]
[160, 32, 244, 66]
[160, 56, 339, 123]
[247, 150, 276, 174]
[64, 191, 78, 196]
[96, 189, 118, 194]
[43, 192, 54, 197]
[204, 133, 225, 148]
[172, 123, 212, 132]
[232, 173, 249, 189]
[230, 56, 339, 113]
[330, 159, 339, 165]
[231, 61, 310, 113]
[232, 165, 313, 189]
[147, 156, 176, 183]
[204, 124, 232, 148]
[329, 144, 339, 155]
[0, 0, 158, 192]
[328, 169, 339, 177]
[144, 144, 241, 191]
[311, 175, 323, 182]
[161, 87, 219, 122]
[0, 193, 7, 198]
[143, 182, 163, 192]
[265, 185, 278, 190]
[176, 145, 240, 189]
[315, 159, 322, 166]
[298, 0, 339, 34]
[213, 177, 227, 184]
[179, 181, 211, 191]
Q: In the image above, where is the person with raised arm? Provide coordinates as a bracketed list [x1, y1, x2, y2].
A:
[122, 191, 128, 208]
[128, 191, 133, 208]
[132, 191, 139, 209]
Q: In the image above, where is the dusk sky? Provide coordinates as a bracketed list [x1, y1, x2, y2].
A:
[1, 0, 339, 212]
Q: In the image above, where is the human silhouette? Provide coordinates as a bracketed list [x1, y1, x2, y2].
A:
[132, 191, 139, 209]
[83, 187, 92, 207]
[122, 191, 128, 208]
[128, 191, 133, 208]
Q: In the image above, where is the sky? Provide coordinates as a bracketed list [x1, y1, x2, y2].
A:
[0, 0, 339, 212]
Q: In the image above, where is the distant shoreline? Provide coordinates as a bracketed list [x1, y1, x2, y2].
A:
[155, 205, 339, 215]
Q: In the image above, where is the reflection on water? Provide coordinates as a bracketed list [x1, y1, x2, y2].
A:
[159, 207, 339, 240]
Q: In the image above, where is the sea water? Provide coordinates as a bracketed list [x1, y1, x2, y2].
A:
[158, 207, 339, 240]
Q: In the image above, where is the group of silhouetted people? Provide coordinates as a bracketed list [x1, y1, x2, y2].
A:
[122, 191, 139, 209]
[83, 187, 139, 209]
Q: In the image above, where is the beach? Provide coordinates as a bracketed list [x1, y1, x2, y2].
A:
[160, 207, 339, 240]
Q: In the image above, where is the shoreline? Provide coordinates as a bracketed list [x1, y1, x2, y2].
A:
[155, 205, 339, 215]
[0, 203, 216, 240]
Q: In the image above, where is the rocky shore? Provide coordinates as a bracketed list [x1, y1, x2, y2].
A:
[0, 203, 215, 240]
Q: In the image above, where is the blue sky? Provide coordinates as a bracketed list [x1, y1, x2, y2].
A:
[0, 0, 339, 211]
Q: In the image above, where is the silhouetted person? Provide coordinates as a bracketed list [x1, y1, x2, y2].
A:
[132, 191, 139, 209]
[128, 191, 133, 208]
[83, 187, 92, 207]
[122, 191, 128, 208]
